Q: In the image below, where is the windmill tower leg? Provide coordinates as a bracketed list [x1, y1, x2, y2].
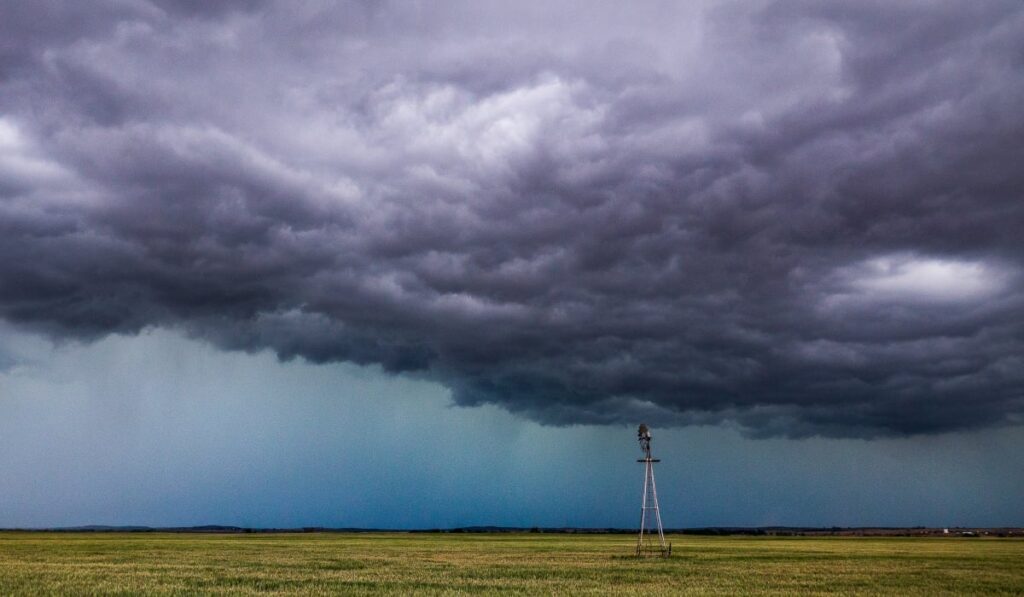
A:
[636, 459, 650, 556]
[648, 460, 667, 551]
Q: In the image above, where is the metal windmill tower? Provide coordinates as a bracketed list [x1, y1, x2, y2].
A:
[636, 424, 671, 557]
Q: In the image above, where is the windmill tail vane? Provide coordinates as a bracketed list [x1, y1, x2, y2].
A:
[636, 424, 671, 557]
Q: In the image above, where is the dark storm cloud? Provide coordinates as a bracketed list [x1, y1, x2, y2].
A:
[1, 0, 1023, 437]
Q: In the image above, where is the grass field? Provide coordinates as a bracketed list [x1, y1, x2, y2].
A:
[1, 532, 1022, 595]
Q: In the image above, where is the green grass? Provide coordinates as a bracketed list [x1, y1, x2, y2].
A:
[0, 532, 1021, 595]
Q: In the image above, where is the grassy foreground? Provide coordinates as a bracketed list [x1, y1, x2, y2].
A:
[0, 532, 1022, 595]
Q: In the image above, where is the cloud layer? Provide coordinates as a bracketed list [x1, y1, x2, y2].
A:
[1, 1, 1023, 436]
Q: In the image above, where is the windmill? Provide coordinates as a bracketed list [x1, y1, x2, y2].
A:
[636, 424, 671, 557]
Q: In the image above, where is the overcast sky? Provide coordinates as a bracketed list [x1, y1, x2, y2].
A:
[1, 1, 1023, 528]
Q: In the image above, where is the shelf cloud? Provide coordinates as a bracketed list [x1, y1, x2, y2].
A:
[1, 1, 1022, 437]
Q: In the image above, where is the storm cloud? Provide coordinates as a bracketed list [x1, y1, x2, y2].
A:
[1, 0, 1023, 437]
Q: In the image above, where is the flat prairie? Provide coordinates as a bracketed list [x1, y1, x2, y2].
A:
[0, 532, 1021, 595]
